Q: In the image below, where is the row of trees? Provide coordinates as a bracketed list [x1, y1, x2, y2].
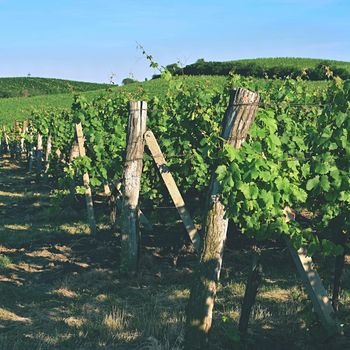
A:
[151, 59, 350, 80]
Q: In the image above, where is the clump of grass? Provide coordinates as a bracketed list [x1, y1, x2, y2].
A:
[0, 254, 11, 268]
[102, 307, 129, 334]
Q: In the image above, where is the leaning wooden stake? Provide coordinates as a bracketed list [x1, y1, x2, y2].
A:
[76, 122, 97, 235]
[185, 88, 260, 349]
[145, 130, 201, 251]
[119, 101, 147, 274]
[283, 207, 339, 334]
[285, 240, 339, 334]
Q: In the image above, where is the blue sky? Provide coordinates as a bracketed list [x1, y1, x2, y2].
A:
[0, 0, 349, 83]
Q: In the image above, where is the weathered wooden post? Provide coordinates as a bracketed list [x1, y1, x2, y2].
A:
[238, 246, 263, 335]
[36, 132, 43, 172]
[119, 101, 147, 274]
[185, 88, 260, 349]
[3, 126, 10, 154]
[109, 181, 153, 233]
[76, 122, 97, 235]
[283, 207, 340, 334]
[44, 133, 52, 173]
[13, 121, 21, 158]
[28, 146, 34, 171]
[20, 120, 28, 156]
[285, 238, 340, 334]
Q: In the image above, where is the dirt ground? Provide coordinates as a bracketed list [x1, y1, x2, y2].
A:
[0, 155, 349, 349]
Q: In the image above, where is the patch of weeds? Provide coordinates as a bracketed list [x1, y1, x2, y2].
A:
[290, 286, 306, 303]
[218, 315, 242, 348]
[0, 254, 11, 268]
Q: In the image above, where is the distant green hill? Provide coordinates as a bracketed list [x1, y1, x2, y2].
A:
[0, 75, 328, 125]
[162, 57, 350, 80]
[0, 77, 109, 98]
[0, 76, 225, 125]
[1, 57, 342, 125]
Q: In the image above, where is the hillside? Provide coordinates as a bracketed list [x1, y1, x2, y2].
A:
[0, 76, 228, 124]
[0, 77, 109, 99]
[0, 75, 328, 125]
[165, 57, 350, 80]
[0, 56, 341, 125]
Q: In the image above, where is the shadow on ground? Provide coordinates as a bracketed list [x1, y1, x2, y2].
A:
[0, 155, 349, 349]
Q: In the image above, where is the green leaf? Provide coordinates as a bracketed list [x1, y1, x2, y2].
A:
[306, 176, 320, 191]
[90, 177, 102, 187]
[320, 175, 330, 192]
[268, 134, 281, 146]
[315, 161, 329, 175]
[260, 190, 274, 207]
[216, 165, 227, 182]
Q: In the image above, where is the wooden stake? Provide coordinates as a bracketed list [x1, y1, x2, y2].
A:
[20, 120, 28, 155]
[120, 101, 147, 274]
[109, 181, 153, 232]
[145, 130, 201, 251]
[104, 183, 111, 196]
[76, 122, 97, 235]
[185, 88, 260, 349]
[69, 141, 79, 162]
[3, 127, 10, 154]
[28, 146, 34, 172]
[239, 246, 263, 335]
[283, 207, 339, 334]
[285, 239, 339, 334]
[44, 134, 52, 173]
[36, 132, 43, 172]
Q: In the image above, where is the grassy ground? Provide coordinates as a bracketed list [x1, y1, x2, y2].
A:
[0, 155, 349, 349]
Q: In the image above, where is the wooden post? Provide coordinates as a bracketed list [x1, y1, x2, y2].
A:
[20, 120, 28, 155]
[332, 252, 345, 312]
[69, 141, 79, 162]
[109, 181, 153, 232]
[13, 121, 21, 158]
[239, 246, 263, 335]
[332, 227, 346, 312]
[119, 101, 147, 274]
[36, 132, 43, 172]
[104, 183, 111, 196]
[44, 133, 52, 173]
[285, 239, 339, 334]
[28, 146, 34, 172]
[283, 207, 339, 334]
[3, 127, 10, 154]
[76, 122, 97, 235]
[185, 88, 260, 349]
[145, 130, 201, 251]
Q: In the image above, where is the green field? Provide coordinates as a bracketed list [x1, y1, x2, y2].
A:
[0, 77, 108, 99]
